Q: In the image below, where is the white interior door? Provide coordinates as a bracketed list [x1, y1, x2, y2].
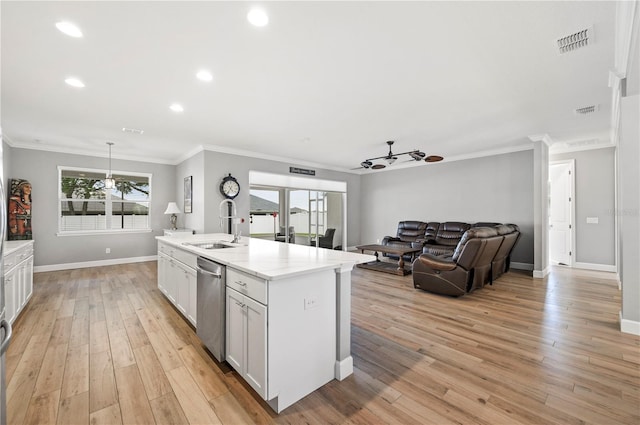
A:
[549, 161, 574, 266]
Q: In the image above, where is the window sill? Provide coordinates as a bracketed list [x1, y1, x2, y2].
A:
[57, 229, 153, 237]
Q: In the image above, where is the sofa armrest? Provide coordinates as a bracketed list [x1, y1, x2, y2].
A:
[381, 236, 400, 245]
[416, 254, 457, 271]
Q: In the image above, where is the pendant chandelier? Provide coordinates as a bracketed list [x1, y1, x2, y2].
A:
[358, 141, 443, 170]
[105, 142, 115, 189]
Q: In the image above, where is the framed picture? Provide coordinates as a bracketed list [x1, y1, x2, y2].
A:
[184, 176, 192, 213]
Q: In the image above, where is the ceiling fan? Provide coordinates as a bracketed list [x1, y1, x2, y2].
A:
[356, 141, 442, 170]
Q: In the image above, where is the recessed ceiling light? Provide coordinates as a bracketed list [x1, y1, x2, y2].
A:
[247, 8, 269, 27]
[170, 103, 184, 113]
[56, 21, 83, 38]
[65, 77, 85, 88]
[196, 70, 213, 82]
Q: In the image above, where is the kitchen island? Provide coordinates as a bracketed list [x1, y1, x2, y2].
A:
[156, 233, 374, 413]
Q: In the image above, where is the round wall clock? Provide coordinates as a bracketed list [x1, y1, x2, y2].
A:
[220, 173, 240, 199]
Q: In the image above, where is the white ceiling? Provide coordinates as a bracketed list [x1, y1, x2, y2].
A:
[0, 1, 625, 172]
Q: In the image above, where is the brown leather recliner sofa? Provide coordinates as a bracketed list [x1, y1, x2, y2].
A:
[380, 221, 427, 260]
[412, 224, 520, 296]
[382, 221, 475, 258]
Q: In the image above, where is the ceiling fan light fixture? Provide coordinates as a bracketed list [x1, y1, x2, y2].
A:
[409, 151, 426, 161]
[105, 142, 115, 189]
[385, 156, 397, 165]
[425, 155, 444, 163]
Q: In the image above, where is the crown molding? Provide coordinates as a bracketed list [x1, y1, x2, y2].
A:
[4, 138, 176, 165]
[528, 133, 554, 146]
[200, 143, 354, 174]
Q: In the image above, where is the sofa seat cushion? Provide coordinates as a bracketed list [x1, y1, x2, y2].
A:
[422, 244, 455, 257]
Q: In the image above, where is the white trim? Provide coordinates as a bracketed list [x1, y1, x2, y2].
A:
[620, 311, 640, 336]
[334, 356, 353, 381]
[56, 229, 153, 237]
[511, 262, 534, 271]
[34, 255, 157, 273]
[529, 133, 554, 146]
[4, 137, 175, 165]
[533, 266, 550, 279]
[249, 170, 347, 192]
[573, 262, 617, 273]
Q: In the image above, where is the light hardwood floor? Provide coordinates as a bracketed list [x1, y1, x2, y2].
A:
[5, 262, 640, 424]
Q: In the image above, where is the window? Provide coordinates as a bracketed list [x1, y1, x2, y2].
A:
[58, 167, 151, 234]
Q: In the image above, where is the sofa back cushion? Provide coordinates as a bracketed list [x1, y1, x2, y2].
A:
[452, 226, 499, 263]
[435, 222, 471, 247]
[424, 222, 440, 241]
[397, 221, 427, 242]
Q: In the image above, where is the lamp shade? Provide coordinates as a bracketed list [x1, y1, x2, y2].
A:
[164, 202, 181, 215]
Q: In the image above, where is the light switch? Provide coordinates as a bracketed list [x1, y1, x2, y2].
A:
[586, 217, 599, 224]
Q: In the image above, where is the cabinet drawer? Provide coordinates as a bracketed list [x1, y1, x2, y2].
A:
[15, 245, 33, 262]
[172, 247, 197, 269]
[227, 268, 267, 305]
[158, 242, 196, 269]
[3, 251, 18, 271]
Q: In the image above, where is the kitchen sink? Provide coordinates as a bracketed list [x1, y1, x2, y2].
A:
[183, 241, 233, 249]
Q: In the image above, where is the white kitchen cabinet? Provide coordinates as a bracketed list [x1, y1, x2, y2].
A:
[4, 267, 17, 324]
[226, 286, 267, 399]
[157, 241, 196, 326]
[3, 240, 34, 324]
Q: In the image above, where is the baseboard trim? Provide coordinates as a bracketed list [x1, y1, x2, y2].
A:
[34, 255, 157, 273]
[511, 262, 534, 271]
[532, 266, 550, 279]
[620, 311, 640, 336]
[574, 262, 617, 273]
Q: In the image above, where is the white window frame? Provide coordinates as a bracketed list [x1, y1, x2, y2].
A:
[57, 166, 153, 236]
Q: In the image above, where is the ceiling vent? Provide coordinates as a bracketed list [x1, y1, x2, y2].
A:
[556, 26, 593, 54]
[574, 104, 599, 115]
[122, 127, 144, 135]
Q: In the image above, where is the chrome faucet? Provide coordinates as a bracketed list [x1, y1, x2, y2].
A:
[219, 199, 241, 243]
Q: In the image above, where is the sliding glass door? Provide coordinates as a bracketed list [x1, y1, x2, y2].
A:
[249, 183, 345, 249]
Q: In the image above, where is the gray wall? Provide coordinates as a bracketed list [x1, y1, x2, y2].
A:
[619, 94, 640, 324]
[9, 148, 175, 267]
[175, 150, 363, 246]
[551, 147, 616, 266]
[359, 150, 534, 265]
[176, 151, 205, 233]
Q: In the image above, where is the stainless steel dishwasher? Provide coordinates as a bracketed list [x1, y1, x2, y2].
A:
[196, 256, 226, 362]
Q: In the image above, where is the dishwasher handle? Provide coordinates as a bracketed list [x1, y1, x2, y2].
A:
[196, 266, 222, 278]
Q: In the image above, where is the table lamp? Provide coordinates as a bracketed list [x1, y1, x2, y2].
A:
[164, 202, 181, 230]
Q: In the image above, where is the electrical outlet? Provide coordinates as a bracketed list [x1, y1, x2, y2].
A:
[106, 248, 111, 254]
[304, 297, 318, 310]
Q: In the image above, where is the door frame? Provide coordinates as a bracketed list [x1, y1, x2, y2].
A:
[549, 159, 576, 267]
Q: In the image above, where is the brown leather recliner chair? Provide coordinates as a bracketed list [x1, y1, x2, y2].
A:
[412, 227, 501, 296]
[491, 224, 520, 281]
[381, 221, 427, 260]
[422, 221, 471, 256]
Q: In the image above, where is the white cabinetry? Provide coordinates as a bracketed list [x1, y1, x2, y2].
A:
[225, 267, 336, 413]
[226, 284, 267, 398]
[3, 240, 34, 324]
[157, 241, 197, 326]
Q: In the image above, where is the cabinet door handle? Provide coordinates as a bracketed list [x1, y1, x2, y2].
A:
[235, 281, 247, 287]
[235, 301, 245, 307]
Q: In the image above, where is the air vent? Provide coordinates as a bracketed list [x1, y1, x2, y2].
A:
[556, 26, 593, 54]
[122, 127, 144, 135]
[574, 104, 599, 115]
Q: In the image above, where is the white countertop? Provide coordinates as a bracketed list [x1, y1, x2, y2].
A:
[3, 239, 34, 257]
[156, 233, 375, 280]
